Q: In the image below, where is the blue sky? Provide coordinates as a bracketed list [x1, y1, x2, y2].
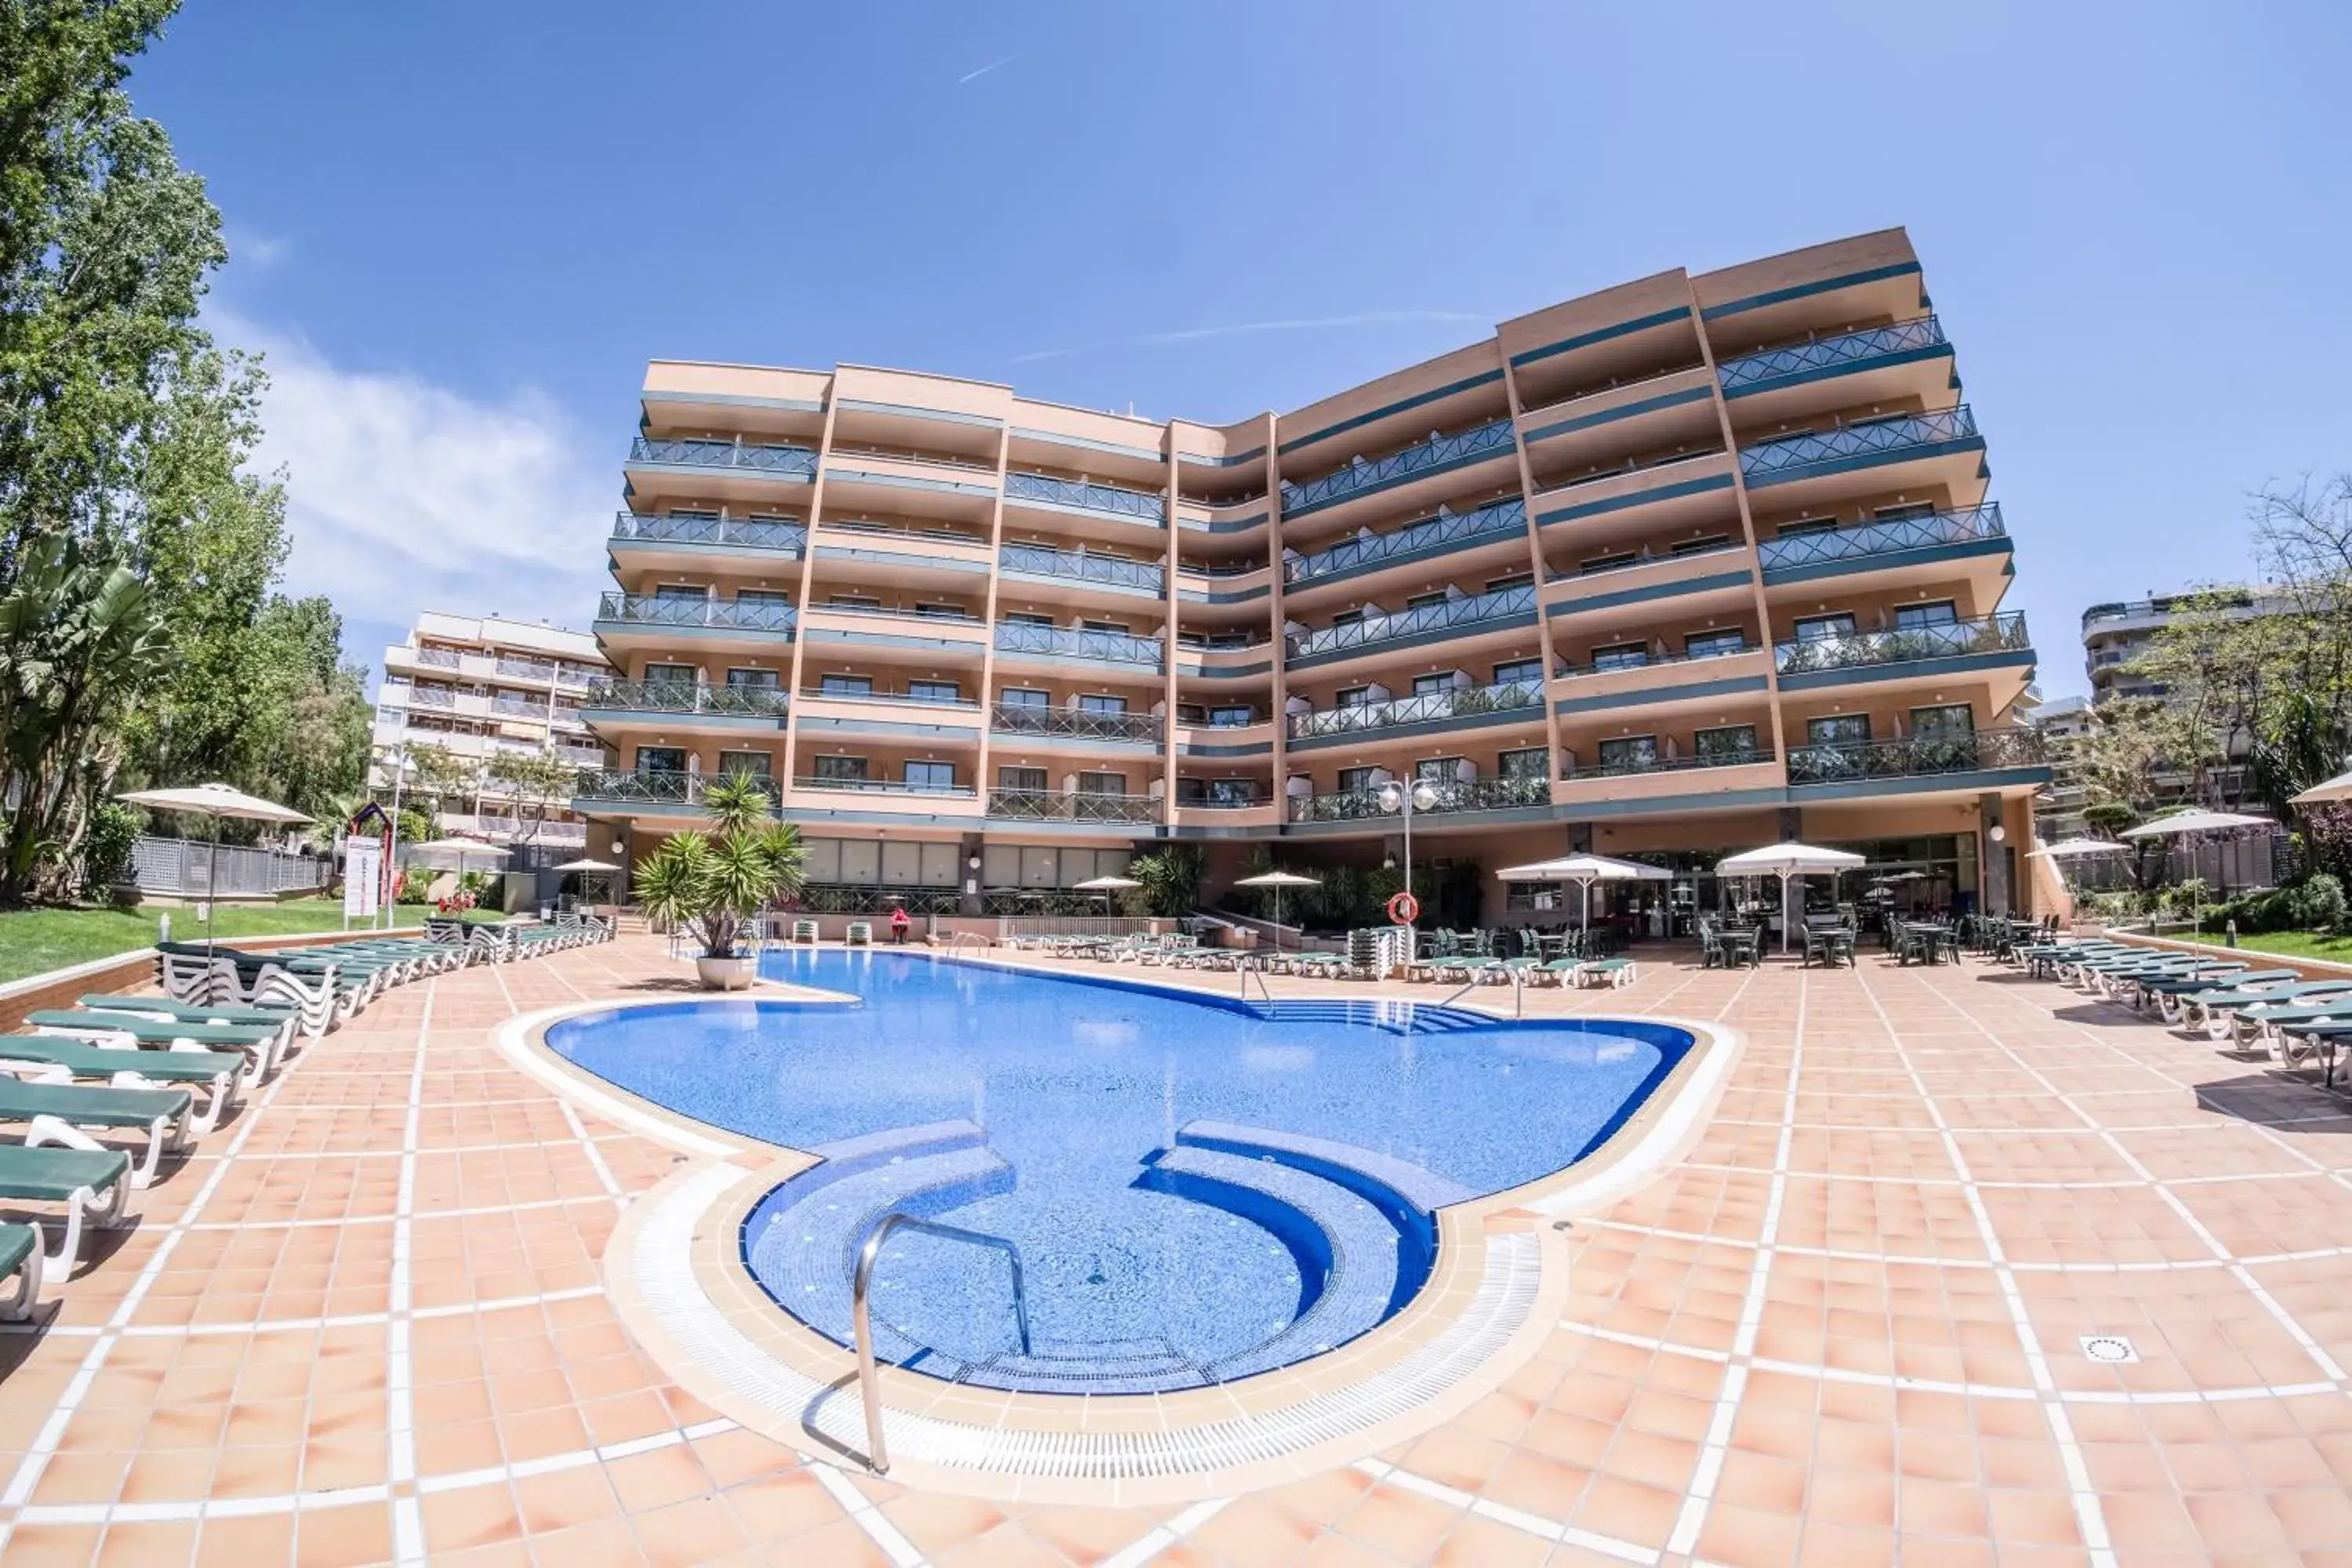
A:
[130, 0, 2352, 698]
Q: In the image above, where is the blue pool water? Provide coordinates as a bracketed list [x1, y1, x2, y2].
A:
[547, 950, 1690, 1392]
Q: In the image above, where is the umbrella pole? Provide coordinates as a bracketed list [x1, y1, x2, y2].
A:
[206, 815, 220, 956]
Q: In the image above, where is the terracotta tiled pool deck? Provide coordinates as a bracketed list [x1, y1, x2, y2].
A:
[3, 935, 2351, 1566]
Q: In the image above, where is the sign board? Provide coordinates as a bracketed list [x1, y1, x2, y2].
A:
[345, 838, 383, 924]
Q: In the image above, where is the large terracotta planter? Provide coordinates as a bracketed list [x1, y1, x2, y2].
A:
[694, 956, 757, 991]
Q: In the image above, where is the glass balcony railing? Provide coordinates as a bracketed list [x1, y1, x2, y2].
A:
[1003, 471, 1166, 524]
[987, 789, 1160, 823]
[572, 768, 713, 806]
[582, 680, 789, 718]
[990, 704, 1163, 743]
[1287, 584, 1536, 661]
[800, 685, 980, 710]
[415, 646, 460, 669]
[406, 686, 456, 710]
[1738, 405, 1980, 485]
[1784, 728, 2045, 786]
[1716, 315, 1947, 396]
[1559, 746, 1775, 782]
[627, 435, 817, 478]
[1773, 610, 2029, 676]
[595, 592, 796, 635]
[992, 622, 1163, 669]
[812, 601, 985, 626]
[997, 543, 1166, 593]
[1555, 641, 1755, 679]
[610, 511, 807, 554]
[1287, 681, 1544, 742]
[795, 775, 977, 800]
[1280, 418, 1516, 517]
[1284, 498, 1527, 585]
[1289, 773, 1552, 822]
[493, 655, 559, 680]
[1757, 503, 2005, 573]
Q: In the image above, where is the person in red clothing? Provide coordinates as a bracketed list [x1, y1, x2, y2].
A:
[888, 906, 912, 945]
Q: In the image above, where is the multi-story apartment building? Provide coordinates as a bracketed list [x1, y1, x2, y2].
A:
[2026, 693, 2093, 842]
[573, 229, 2051, 919]
[2081, 588, 2286, 703]
[372, 612, 611, 849]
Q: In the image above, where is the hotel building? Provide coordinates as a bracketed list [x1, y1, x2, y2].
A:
[572, 229, 2051, 918]
[373, 612, 610, 849]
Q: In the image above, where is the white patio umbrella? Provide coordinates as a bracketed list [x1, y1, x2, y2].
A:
[1073, 873, 1142, 916]
[1715, 843, 1866, 953]
[408, 837, 511, 907]
[2120, 809, 2274, 909]
[1496, 853, 1668, 939]
[2027, 837, 2129, 859]
[1233, 869, 1322, 951]
[2292, 770, 2352, 806]
[551, 856, 622, 905]
[115, 782, 314, 953]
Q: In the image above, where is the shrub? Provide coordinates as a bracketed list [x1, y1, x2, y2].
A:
[81, 800, 144, 892]
[2292, 872, 2346, 931]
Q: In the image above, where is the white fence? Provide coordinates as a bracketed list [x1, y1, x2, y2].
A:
[130, 835, 331, 898]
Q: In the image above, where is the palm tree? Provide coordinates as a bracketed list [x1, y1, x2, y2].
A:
[633, 773, 804, 960]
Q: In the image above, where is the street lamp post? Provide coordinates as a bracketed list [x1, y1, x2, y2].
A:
[1377, 776, 1441, 960]
[382, 740, 411, 931]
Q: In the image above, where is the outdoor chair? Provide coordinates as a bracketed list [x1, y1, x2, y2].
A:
[0, 1036, 245, 1134]
[0, 1078, 194, 1189]
[0, 1223, 38, 1320]
[0, 1138, 135, 1285]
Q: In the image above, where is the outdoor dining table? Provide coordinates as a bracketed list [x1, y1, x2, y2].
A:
[1896, 924, 1958, 965]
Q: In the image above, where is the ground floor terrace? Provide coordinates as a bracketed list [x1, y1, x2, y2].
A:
[2, 931, 2349, 1566]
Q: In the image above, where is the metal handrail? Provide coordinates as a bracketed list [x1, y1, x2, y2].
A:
[1716, 315, 1947, 394]
[628, 434, 818, 477]
[1561, 746, 1776, 781]
[1004, 470, 1166, 524]
[1287, 584, 1536, 660]
[583, 679, 789, 717]
[1287, 680, 1543, 741]
[990, 703, 1163, 742]
[596, 591, 797, 633]
[1772, 609, 2029, 674]
[988, 788, 1159, 822]
[1738, 405, 1979, 481]
[993, 622, 1163, 667]
[1757, 503, 2005, 572]
[610, 510, 807, 552]
[1279, 417, 1517, 516]
[853, 1212, 1032, 1474]
[1283, 498, 1528, 585]
[1290, 774, 1551, 822]
[998, 543, 1165, 593]
[1784, 727, 2045, 784]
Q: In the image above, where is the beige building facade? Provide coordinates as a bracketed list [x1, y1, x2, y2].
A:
[574, 228, 2050, 920]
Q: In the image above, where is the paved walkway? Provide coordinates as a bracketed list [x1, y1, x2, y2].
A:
[1, 938, 2348, 1566]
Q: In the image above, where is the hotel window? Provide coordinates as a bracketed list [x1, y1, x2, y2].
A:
[725, 667, 779, 691]
[1079, 618, 1129, 634]
[1077, 693, 1127, 715]
[811, 755, 870, 784]
[1329, 608, 1366, 627]
[907, 680, 961, 703]
[643, 662, 697, 690]
[1497, 746, 1549, 780]
[666, 508, 719, 521]
[1580, 551, 1639, 574]
[1791, 612, 1857, 642]
[1775, 517, 1839, 538]
[1484, 572, 1533, 594]
[1494, 658, 1543, 688]
[1671, 535, 1732, 555]
[998, 766, 1047, 792]
[1415, 757, 1463, 783]
[652, 583, 707, 601]
[1412, 673, 1454, 697]
[1910, 703, 1976, 739]
[818, 673, 873, 696]
[1597, 736, 1659, 772]
[1076, 771, 1127, 795]
[715, 751, 771, 780]
[1893, 600, 1959, 630]
[1874, 502, 1938, 522]
[1405, 590, 1449, 609]
[998, 688, 1049, 708]
[1336, 766, 1379, 793]
[1592, 641, 1650, 671]
[1207, 704, 1254, 727]
[1335, 686, 1373, 709]
[1002, 612, 1052, 627]
[1685, 628, 1748, 659]
[635, 746, 686, 775]
[826, 593, 881, 610]
[1182, 778, 1258, 805]
[735, 589, 792, 626]
[910, 602, 964, 619]
[1806, 715, 1871, 747]
[1694, 724, 1760, 761]
[902, 760, 956, 793]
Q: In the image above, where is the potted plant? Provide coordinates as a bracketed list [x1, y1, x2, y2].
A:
[631, 774, 804, 989]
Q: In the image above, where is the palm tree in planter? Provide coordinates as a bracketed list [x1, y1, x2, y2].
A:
[632, 773, 805, 989]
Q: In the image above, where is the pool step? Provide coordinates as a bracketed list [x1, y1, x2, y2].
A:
[1253, 1000, 1493, 1035]
[742, 1141, 1016, 1365]
[966, 1337, 1208, 1395]
[1136, 1145, 1401, 1382]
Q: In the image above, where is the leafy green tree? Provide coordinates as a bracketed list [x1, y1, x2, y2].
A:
[485, 750, 579, 844]
[1124, 844, 1204, 916]
[399, 742, 481, 830]
[631, 774, 804, 959]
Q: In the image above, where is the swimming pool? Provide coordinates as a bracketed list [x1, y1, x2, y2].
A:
[546, 950, 1690, 1394]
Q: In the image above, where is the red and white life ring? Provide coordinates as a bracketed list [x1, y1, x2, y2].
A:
[1386, 891, 1421, 925]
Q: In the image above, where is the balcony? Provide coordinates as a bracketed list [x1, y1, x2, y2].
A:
[572, 768, 727, 808]
[610, 511, 807, 554]
[799, 685, 980, 712]
[1003, 471, 1165, 524]
[628, 435, 817, 479]
[1559, 746, 1775, 781]
[1757, 503, 2006, 579]
[795, 775, 978, 801]
[1284, 499, 1527, 587]
[1286, 584, 1537, 663]
[1772, 611, 2029, 679]
[990, 704, 1163, 744]
[1289, 774, 1552, 823]
[405, 685, 457, 710]
[811, 601, 985, 628]
[582, 679, 790, 718]
[1784, 728, 2046, 787]
[415, 646, 461, 670]
[1287, 681, 1544, 743]
[987, 789, 1159, 824]
[595, 592, 796, 636]
[998, 543, 1166, 595]
[1716, 315, 1948, 398]
[1279, 418, 1516, 519]
[993, 622, 1163, 670]
[1738, 405, 1981, 488]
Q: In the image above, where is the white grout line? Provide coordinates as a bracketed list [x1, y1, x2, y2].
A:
[386, 979, 434, 1566]
[807, 1459, 928, 1566]
[177, 1193, 623, 1232]
[558, 1097, 624, 1203]
[1672, 1159, 2315, 1190]
[1573, 1217, 2352, 1275]
[1098, 1497, 1230, 1568]
[1665, 969, 1804, 1558]
[1354, 1457, 1657, 1565]
[1851, 965, 2115, 1567]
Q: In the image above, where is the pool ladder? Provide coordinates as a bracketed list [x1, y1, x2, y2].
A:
[851, 1212, 1033, 1474]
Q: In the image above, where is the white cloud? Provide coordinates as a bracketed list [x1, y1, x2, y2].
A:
[227, 318, 615, 637]
[957, 53, 1018, 85]
[226, 227, 292, 270]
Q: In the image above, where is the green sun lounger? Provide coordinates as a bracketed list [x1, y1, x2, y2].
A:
[26, 1011, 278, 1087]
[76, 995, 298, 1075]
[0, 1036, 244, 1132]
[0, 1221, 38, 1319]
[0, 1142, 134, 1283]
[0, 1078, 194, 1188]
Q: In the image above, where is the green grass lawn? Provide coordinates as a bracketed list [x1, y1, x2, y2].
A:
[0, 898, 437, 986]
[2200, 929, 2352, 965]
